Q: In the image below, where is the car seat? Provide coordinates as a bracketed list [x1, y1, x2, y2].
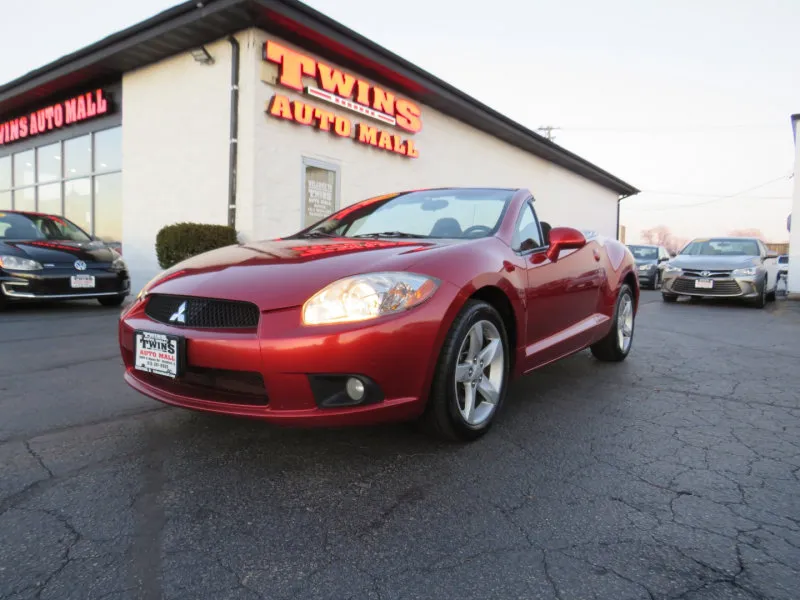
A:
[540, 221, 552, 245]
[430, 217, 463, 238]
[3, 224, 40, 240]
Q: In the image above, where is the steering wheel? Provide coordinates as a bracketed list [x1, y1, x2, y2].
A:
[461, 225, 493, 238]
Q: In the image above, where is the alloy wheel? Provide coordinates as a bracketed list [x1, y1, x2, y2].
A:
[617, 293, 634, 353]
[454, 320, 504, 426]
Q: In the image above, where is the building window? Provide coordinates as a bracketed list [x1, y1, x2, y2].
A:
[301, 157, 339, 228]
[0, 125, 122, 241]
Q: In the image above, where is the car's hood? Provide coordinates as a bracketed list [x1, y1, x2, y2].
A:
[0, 240, 117, 265]
[669, 255, 760, 270]
[146, 237, 460, 311]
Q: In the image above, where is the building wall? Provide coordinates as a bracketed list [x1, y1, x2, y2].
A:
[121, 31, 255, 293]
[121, 28, 622, 293]
[252, 32, 620, 242]
[789, 116, 800, 296]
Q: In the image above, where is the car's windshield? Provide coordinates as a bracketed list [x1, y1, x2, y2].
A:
[628, 245, 658, 260]
[0, 212, 92, 242]
[680, 238, 760, 257]
[297, 188, 515, 239]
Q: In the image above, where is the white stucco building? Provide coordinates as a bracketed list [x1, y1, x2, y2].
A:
[789, 114, 800, 298]
[0, 0, 638, 294]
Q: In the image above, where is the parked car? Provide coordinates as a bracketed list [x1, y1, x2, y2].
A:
[119, 187, 639, 442]
[627, 244, 671, 289]
[0, 210, 130, 309]
[661, 236, 780, 307]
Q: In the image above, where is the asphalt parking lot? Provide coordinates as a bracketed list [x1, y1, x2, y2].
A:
[1, 291, 799, 600]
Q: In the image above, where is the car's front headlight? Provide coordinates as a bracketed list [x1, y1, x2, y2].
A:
[732, 267, 758, 277]
[302, 272, 440, 325]
[663, 265, 682, 274]
[109, 252, 127, 272]
[638, 264, 652, 271]
[0, 255, 43, 271]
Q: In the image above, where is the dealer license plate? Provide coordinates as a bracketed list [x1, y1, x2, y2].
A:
[695, 279, 714, 289]
[134, 331, 184, 379]
[70, 275, 95, 289]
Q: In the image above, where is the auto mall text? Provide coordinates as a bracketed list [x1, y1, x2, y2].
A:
[264, 41, 421, 158]
[0, 89, 110, 146]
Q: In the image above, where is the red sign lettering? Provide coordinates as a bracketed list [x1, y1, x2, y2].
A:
[263, 41, 423, 134]
[0, 89, 111, 147]
[267, 94, 418, 158]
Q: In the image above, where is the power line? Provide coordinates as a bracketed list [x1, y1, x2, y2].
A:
[556, 124, 786, 134]
[639, 190, 790, 199]
[625, 174, 793, 211]
[536, 125, 560, 141]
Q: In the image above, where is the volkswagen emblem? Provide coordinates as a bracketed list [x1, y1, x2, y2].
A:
[700, 271, 711, 277]
[74, 260, 87, 271]
[169, 301, 187, 324]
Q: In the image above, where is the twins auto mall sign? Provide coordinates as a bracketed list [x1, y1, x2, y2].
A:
[263, 41, 421, 158]
[0, 89, 111, 146]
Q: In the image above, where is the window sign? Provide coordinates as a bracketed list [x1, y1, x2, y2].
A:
[302, 159, 338, 227]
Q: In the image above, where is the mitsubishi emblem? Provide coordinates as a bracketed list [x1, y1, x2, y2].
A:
[169, 301, 187, 324]
[74, 260, 87, 271]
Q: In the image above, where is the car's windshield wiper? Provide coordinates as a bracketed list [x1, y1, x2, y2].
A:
[352, 231, 428, 239]
[298, 230, 338, 238]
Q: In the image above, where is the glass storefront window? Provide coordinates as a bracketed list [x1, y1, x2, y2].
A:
[0, 156, 10, 190]
[14, 187, 36, 212]
[14, 150, 35, 188]
[38, 183, 62, 216]
[37, 142, 61, 183]
[94, 173, 122, 242]
[94, 128, 122, 173]
[64, 178, 92, 233]
[1, 125, 120, 238]
[64, 134, 91, 178]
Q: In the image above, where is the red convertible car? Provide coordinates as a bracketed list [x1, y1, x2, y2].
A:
[119, 187, 638, 441]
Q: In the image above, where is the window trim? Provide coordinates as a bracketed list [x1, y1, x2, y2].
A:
[300, 156, 340, 229]
[511, 197, 547, 255]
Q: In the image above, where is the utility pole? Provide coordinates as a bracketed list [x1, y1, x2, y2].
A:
[537, 125, 559, 141]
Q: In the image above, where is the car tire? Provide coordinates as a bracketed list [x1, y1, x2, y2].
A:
[590, 284, 635, 362]
[749, 280, 767, 309]
[662, 292, 678, 303]
[98, 295, 126, 307]
[420, 299, 510, 442]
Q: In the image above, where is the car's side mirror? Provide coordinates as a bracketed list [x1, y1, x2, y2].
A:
[658, 256, 668, 263]
[545, 227, 587, 262]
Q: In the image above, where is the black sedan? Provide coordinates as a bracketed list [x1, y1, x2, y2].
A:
[0, 210, 130, 309]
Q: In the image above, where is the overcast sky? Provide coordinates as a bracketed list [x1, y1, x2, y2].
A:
[1, 0, 797, 243]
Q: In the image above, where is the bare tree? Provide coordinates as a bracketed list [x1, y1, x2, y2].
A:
[640, 225, 688, 255]
[728, 228, 765, 240]
[640, 225, 672, 246]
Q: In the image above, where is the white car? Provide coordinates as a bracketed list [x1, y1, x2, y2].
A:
[778, 254, 789, 278]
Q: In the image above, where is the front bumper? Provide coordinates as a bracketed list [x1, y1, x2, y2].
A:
[119, 281, 463, 427]
[1, 268, 130, 300]
[662, 273, 761, 298]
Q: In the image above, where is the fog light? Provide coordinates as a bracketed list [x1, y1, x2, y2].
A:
[346, 377, 365, 401]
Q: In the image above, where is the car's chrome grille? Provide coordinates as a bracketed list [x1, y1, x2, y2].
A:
[680, 269, 733, 278]
[144, 294, 260, 329]
[672, 277, 742, 295]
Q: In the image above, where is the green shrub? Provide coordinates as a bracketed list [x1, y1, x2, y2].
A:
[155, 222, 238, 269]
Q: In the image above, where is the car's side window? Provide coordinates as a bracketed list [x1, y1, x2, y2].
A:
[512, 201, 544, 252]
